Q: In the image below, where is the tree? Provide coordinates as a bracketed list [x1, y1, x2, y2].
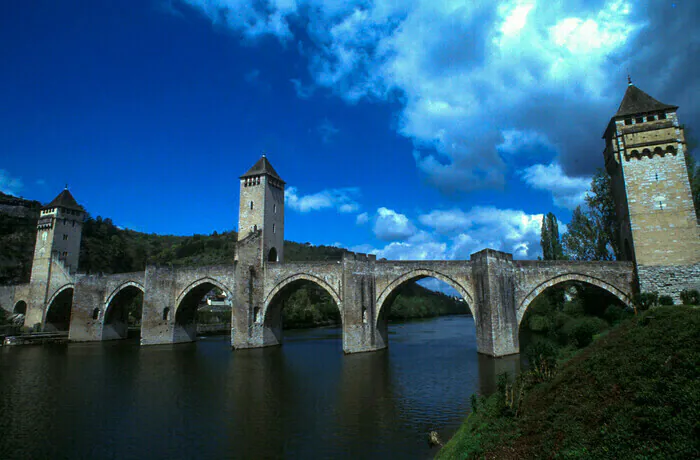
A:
[584, 170, 619, 259]
[562, 207, 598, 261]
[540, 212, 564, 260]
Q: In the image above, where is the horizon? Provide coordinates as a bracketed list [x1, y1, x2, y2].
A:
[2, 0, 698, 263]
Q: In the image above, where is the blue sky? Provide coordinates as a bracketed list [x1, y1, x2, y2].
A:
[1, 0, 698, 262]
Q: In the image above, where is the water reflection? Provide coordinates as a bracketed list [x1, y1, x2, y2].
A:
[0, 315, 522, 459]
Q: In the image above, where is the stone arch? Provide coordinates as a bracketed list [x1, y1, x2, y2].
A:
[102, 281, 145, 340]
[45, 283, 75, 331]
[175, 277, 233, 313]
[263, 273, 342, 318]
[375, 269, 475, 326]
[104, 281, 144, 310]
[517, 273, 632, 326]
[174, 277, 233, 332]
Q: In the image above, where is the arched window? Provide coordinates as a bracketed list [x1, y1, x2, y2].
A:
[647, 114, 656, 121]
[250, 201, 254, 210]
[273, 223, 276, 234]
[92, 308, 100, 320]
[624, 118, 632, 125]
[659, 112, 667, 120]
[163, 307, 170, 321]
[635, 117, 643, 124]
[268, 247, 278, 262]
[273, 204, 277, 213]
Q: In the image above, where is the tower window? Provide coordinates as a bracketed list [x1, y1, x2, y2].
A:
[92, 308, 100, 320]
[659, 201, 665, 210]
[624, 118, 632, 125]
[273, 223, 276, 234]
[659, 112, 666, 120]
[273, 204, 277, 213]
[635, 117, 644, 124]
[648, 114, 656, 121]
[163, 308, 170, 321]
[250, 201, 254, 210]
[63, 234, 68, 241]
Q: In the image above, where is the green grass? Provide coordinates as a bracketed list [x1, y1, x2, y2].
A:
[437, 306, 700, 459]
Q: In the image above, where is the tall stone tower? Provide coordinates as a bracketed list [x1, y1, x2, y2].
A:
[237, 155, 285, 262]
[25, 188, 85, 329]
[31, 188, 85, 280]
[603, 81, 700, 299]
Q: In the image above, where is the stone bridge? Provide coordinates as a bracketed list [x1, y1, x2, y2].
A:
[1, 235, 636, 357]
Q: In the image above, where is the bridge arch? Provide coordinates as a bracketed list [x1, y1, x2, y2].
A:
[517, 273, 632, 326]
[102, 281, 145, 340]
[45, 283, 75, 331]
[375, 269, 475, 326]
[263, 273, 342, 316]
[174, 277, 233, 341]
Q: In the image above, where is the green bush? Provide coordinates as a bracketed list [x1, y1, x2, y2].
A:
[562, 300, 585, 317]
[560, 317, 609, 348]
[528, 314, 553, 333]
[680, 289, 699, 305]
[658, 295, 674, 306]
[603, 304, 631, 324]
[636, 291, 658, 311]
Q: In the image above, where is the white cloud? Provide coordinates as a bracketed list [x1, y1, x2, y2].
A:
[0, 170, 23, 195]
[180, 0, 690, 193]
[420, 206, 544, 259]
[373, 207, 417, 241]
[290, 78, 315, 98]
[285, 186, 360, 213]
[520, 163, 590, 209]
[355, 212, 369, 225]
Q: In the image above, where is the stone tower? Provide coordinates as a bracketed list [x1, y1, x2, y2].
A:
[31, 188, 85, 280]
[603, 81, 700, 299]
[237, 155, 285, 262]
[25, 188, 85, 329]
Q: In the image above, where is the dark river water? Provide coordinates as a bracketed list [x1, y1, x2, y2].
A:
[0, 315, 521, 459]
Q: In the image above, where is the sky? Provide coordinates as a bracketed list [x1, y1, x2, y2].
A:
[1, 0, 699, 264]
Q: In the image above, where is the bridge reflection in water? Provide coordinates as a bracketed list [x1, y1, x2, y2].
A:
[0, 315, 525, 460]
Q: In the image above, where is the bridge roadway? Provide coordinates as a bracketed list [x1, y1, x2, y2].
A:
[0, 232, 635, 357]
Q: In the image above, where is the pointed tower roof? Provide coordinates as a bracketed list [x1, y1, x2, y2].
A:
[43, 188, 84, 211]
[240, 155, 285, 183]
[614, 84, 677, 118]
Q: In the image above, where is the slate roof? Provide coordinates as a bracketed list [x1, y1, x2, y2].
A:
[240, 155, 285, 183]
[43, 189, 84, 211]
[614, 84, 677, 118]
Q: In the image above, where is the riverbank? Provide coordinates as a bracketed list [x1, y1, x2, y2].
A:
[437, 306, 700, 459]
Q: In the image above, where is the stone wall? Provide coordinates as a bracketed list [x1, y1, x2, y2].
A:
[637, 263, 700, 303]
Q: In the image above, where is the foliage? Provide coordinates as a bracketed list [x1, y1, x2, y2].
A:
[604, 304, 633, 325]
[684, 127, 700, 216]
[636, 291, 658, 311]
[658, 295, 674, 306]
[563, 170, 618, 261]
[559, 316, 608, 348]
[680, 289, 699, 305]
[438, 307, 700, 459]
[540, 212, 564, 260]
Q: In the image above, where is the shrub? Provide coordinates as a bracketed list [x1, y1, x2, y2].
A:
[658, 295, 674, 306]
[636, 291, 658, 311]
[562, 300, 585, 317]
[525, 338, 558, 382]
[603, 304, 631, 324]
[679, 289, 699, 305]
[528, 314, 553, 333]
[560, 317, 609, 348]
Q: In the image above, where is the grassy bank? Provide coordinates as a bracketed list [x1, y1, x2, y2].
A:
[437, 306, 700, 459]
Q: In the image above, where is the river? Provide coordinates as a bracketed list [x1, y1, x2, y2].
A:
[0, 315, 521, 459]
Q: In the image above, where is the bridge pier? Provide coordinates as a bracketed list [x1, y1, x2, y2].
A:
[471, 249, 519, 357]
[140, 266, 188, 345]
[341, 253, 383, 354]
[69, 277, 106, 341]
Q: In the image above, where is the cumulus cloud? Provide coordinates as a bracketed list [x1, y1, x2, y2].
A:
[356, 212, 369, 225]
[0, 170, 23, 195]
[180, 0, 699, 195]
[420, 206, 544, 259]
[285, 186, 360, 213]
[521, 163, 591, 209]
[373, 207, 417, 241]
